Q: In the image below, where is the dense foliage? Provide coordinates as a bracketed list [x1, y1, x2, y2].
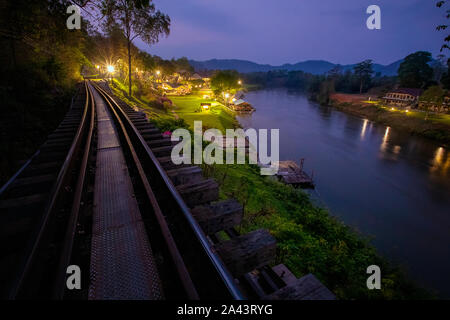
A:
[210, 70, 241, 96]
[398, 51, 434, 88]
[0, 0, 186, 184]
[0, 0, 89, 184]
[353, 60, 374, 94]
[102, 0, 170, 95]
[242, 67, 397, 104]
[420, 85, 446, 105]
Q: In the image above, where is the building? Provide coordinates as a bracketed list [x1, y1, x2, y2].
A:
[189, 73, 202, 80]
[383, 88, 423, 108]
[198, 88, 214, 99]
[231, 99, 255, 113]
[158, 83, 191, 95]
[419, 96, 450, 114]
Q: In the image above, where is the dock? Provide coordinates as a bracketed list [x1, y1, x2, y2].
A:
[275, 159, 315, 188]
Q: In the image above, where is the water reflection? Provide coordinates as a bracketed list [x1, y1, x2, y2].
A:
[380, 126, 390, 153]
[430, 147, 450, 176]
[240, 89, 450, 297]
[360, 119, 369, 140]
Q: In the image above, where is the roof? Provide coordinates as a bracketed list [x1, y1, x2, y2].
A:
[233, 99, 246, 105]
[190, 73, 202, 80]
[389, 88, 423, 97]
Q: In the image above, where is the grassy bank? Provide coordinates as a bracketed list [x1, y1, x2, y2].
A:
[169, 95, 239, 131]
[109, 79, 238, 132]
[110, 80, 431, 299]
[329, 98, 450, 146]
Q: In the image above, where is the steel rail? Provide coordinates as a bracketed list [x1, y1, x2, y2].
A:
[52, 82, 95, 299]
[91, 82, 199, 299]
[9, 81, 91, 299]
[91, 82, 244, 300]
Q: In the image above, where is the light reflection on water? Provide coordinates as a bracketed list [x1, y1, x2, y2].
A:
[238, 89, 450, 297]
[360, 119, 369, 140]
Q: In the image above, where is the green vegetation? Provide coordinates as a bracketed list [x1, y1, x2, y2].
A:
[210, 70, 241, 96]
[330, 101, 450, 144]
[0, 0, 437, 300]
[169, 95, 239, 131]
[420, 85, 445, 105]
[202, 163, 431, 299]
[398, 51, 434, 88]
[353, 60, 374, 94]
[0, 0, 88, 185]
[110, 70, 430, 298]
[367, 102, 450, 129]
[109, 78, 191, 132]
[110, 78, 238, 132]
[111, 64, 434, 299]
[102, 0, 170, 95]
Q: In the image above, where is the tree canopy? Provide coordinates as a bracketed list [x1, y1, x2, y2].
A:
[353, 60, 374, 94]
[210, 70, 241, 96]
[419, 85, 445, 104]
[103, 0, 170, 95]
[398, 51, 434, 88]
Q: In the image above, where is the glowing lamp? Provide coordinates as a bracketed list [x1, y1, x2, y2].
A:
[201, 103, 211, 110]
[107, 65, 115, 73]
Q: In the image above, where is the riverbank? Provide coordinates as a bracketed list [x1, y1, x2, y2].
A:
[202, 163, 431, 299]
[329, 93, 450, 146]
[109, 83, 433, 299]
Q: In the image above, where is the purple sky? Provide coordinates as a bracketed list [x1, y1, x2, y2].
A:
[135, 0, 448, 65]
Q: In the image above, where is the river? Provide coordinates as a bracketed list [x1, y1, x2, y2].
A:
[236, 89, 450, 298]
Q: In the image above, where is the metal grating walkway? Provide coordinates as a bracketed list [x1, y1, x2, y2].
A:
[88, 86, 163, 300]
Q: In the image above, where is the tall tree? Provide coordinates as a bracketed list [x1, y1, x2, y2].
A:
[397, 51, 434, 88]
[353, 60, 373, 94]
[210, 70, 240, 96]
[103, 0, 170, 95]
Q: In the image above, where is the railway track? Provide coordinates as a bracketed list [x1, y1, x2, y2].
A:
[0, 80, 335, 300]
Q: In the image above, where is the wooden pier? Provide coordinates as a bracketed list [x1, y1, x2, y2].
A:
[275, 159, 315, 188]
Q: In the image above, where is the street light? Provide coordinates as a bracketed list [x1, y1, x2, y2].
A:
[96, 65, 100, 70]
[238, 80, 242, 85]
[107, 65, 115, 84]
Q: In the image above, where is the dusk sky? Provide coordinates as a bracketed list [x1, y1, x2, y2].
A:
[135, 0, 448, 66]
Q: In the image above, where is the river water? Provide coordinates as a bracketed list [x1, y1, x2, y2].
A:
[236, 89, 450, 297]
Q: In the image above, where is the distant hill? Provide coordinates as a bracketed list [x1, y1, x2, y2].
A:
[189, 58, 403, 76]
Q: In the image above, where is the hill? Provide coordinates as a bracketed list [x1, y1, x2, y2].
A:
[189, 58, 403, 76]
